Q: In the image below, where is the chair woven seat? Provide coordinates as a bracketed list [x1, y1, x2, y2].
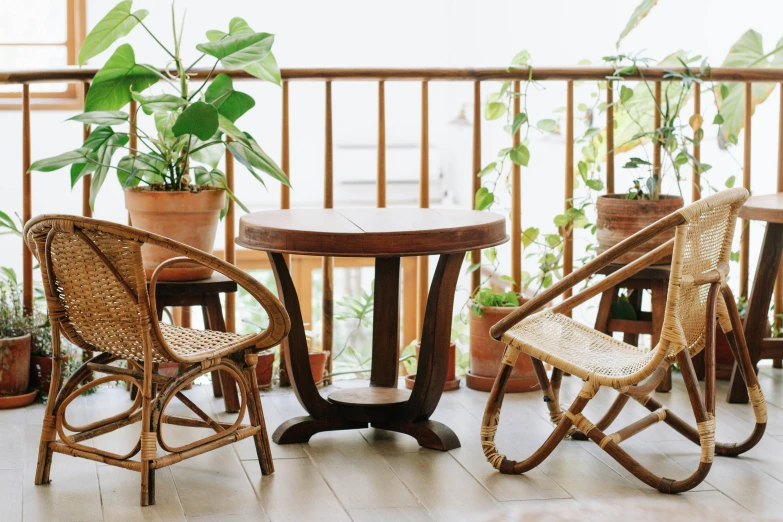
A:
[159, 323, 256, 362]
[503, 310, 656, 383]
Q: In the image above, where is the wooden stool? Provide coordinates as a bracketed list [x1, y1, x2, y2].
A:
[129, 274, 242, 412]
[594, 264, 672, 392]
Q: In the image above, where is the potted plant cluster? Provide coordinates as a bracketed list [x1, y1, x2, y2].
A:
[29, 0, 290, 281]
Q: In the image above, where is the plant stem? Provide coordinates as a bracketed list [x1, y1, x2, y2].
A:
[188, 60, 219, 101]
[133, 16, 176, 60]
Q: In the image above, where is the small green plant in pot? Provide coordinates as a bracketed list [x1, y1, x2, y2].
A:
[29, 1, 290, 281]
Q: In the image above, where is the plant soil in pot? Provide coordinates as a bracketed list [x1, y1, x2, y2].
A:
[596, 195, 683, 264]
[405, 342, 460, 391]
[0, 333, 31, 397]
[125, 187, 225, 281]
[468, 304, 540, 393]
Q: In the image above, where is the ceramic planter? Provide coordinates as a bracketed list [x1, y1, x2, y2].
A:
[125, 187, 225, 281]
[309, 351, 329, 387]
[467, 304, 540, 393]
[256, 350, 275, 389]
[404, 342, 460, 391]
[0, 334, 31, 396]
[596, 195, 684, 264]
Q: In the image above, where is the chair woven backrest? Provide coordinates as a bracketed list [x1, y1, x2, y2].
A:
[25, 216, 168, 362]
[659, 187, 748, 357]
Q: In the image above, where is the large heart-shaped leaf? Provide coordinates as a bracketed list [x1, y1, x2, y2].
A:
[715, 31, 783, 142]
[616, 0, 658, 49]
[84, 44, 158, 111]
[78, 0, 148, 65]
[196, 32, 274, 70]
[205, 18, 280, 84]
[68, 110, 129, 126]
[131, 91, 187, 115]
[28, 149, 91, 172]
[172, 102, 220, 141]
[205, 74, 255, 122]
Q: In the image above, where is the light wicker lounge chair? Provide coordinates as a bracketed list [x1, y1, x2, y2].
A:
[24, 215, 290, 506]
[481, 188, 766, 493]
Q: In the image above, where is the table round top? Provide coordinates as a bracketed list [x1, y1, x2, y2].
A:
[739, 193, 783, 223]
[236, 208, 508, 257]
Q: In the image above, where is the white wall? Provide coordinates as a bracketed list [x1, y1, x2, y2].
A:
[2, 0, 783, 307]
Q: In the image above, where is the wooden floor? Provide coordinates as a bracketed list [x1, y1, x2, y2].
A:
[4, 367, 783, 522]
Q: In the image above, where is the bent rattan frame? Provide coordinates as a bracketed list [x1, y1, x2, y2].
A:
[481, 188, 767, 493]
[23, 214, 291, 506]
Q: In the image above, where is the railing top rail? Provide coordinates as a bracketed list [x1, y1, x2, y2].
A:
[4, 66, 783, 84]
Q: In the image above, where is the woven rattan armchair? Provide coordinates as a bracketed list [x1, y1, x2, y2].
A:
[23, 215, 290, 506]
[481, 188, 766, 493]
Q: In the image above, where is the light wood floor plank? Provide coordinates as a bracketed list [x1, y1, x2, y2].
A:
[98, 466, 186, 522]
[0, 468, 23, 522]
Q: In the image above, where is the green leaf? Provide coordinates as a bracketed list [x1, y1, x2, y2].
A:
[674, 152, 689, 165]
[521, 227, 539, 248]
[536, 119, 557, 133]
[131, 91, 186, 115]
[713, 114, 724, 125]
[511, 112, 528, 135]
[620, 84, 634, 103]
[117, 155, 143, 188]
[172, 102, 220, 141]
[510, 50, 531, 67]
[196, 32, 274, 70]
[190, 137, 225, 170]
[485, 101, 506, 120]
[610, 294, 638, 320]
[474, 187, 494, 210]
[68, 110, 129, 126]
[585, 179, 604, 191]
[77, 0, 148, 65]
[84, 44, 158, 111]
[225, 127, 290, 187]
[545, 234, 562, 248]
[616, 0, 659, 48]
[465, 263, 481, 274]
[509, 143, 530, 166]
[205, 74, 255, 122]
[553, 214, 570, 227]
[89, 132, 129, 209]
[725, 175, 736, 188]
[70, 126, 126, 186]
[478, 162, 497, 177]
[483, 247, 497, 264]
[29, 148, 90, 173]
[0, 211, 21, 237]
[244, 52, 281, 85]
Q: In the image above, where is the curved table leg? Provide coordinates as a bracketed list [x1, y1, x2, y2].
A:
[268, 253, 337, 445]
[372, 420, 460, 451]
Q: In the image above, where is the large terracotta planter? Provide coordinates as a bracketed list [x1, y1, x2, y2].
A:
[29, 354, 53, 392]
[404, 342, 461, 392]
[0, 334, 31, 396]
[125, 187, 225, 281]
[596, 195, 684, 264]
[467, 304, 539, 393]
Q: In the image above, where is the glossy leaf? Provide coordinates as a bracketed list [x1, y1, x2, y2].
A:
[205, 74, 255, 122]
[244, 52, 281, 84]
[77, 0, 148, 65]
[190, 137, 225, 169]
[226, 133, 290, 187]
[89, 132, 129, 209]
[536, 119, 557, 133]
[131, 91, 186, 115]
[485, 102, 506, 120]
[84, 44, 158, 111]
[509, 143, 530, 166]
[616, 0, 658, 49]
[172, 101, 219, 141]
[474, 187, 494, 210]
[70, 126, 126, 186]
[68, 110, 129, 126]
[196, 32, 274, 70]
[28, 148, 90, 172]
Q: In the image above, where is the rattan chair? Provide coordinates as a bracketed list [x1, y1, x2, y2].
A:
[24, 215, 291, 506]
[481, 188, 766, 493]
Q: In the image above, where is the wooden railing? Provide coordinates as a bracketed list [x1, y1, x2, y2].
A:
[5, 66, 783, 373]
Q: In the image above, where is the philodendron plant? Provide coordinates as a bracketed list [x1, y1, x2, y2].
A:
[29, 1, 290, 212]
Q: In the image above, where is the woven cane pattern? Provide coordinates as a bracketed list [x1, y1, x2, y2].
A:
[697, 414, 716, 463]
[565, 410, 595, 435]
[41, 414, 56, 442]
[141, 432, 157, 461]
[748, 384, 767, 423]
[481, 413, 506, 470]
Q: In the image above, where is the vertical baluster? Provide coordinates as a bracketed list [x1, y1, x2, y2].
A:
[82, 82, 92, 218]
[416, 81, 429, 336]
[471, 81, 481, 292]
[692, 83, 701, 202]
[511, 81, 521, 293]
[323, 81, 334, 384]
[740, 82, 752, 298]
[224, 144, 236, 332]
[22, 84, 32, 315]
[775, 84, 783, 368]
[563, 81, 574, 313]
[606, 80, 614, 194]
[127, 97, 136, 228]
[281, 80, 291, 266]
[377, 80, 386, 208]
[653, 81, 662, 193]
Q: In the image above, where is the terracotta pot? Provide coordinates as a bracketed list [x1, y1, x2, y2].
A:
[404, 342, 461, 391]
[125, 187, 225, 281]
[0, 334, 31, 396]
[29, 354, 53, 392]
[714, 329, 735, 381]
[256, 351, 275, 389]
[0, 388, 37, 409]
[467, 304, 539, 393]
[596, 195, 684, 264]
[309, 351, 329, 387]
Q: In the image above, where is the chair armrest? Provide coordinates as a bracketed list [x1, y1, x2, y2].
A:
[490, 211, 686, 340]
[148, 254, 290, 359]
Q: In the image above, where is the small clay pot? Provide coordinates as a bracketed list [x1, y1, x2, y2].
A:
[309, 351, 329, 387]
[404, 342, 460, 391]
[467, 304, 539, 393]
[29, 354, 53, 392]
[0, 334, 31, 396]
[256, 351, 275, 389]
[125, 187, 225, 281]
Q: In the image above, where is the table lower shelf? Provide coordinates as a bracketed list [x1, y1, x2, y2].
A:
[327, 387, 411, 407]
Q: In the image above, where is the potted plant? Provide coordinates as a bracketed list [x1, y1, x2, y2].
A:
[29, 1, 290, 281]
[594, 54, 713, 263]
[403, 341, 461, 391]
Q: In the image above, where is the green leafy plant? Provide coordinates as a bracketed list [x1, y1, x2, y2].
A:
[0, 277, 50, 356]
[28, 1, 289, 212]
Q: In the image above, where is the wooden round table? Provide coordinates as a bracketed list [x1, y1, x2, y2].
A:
[237, 208, 508, 450]
[727, 194, 783, 403]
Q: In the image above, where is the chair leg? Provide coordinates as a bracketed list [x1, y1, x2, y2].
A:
[244, 353, 274, 475]
[34, 354, 64, 485]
